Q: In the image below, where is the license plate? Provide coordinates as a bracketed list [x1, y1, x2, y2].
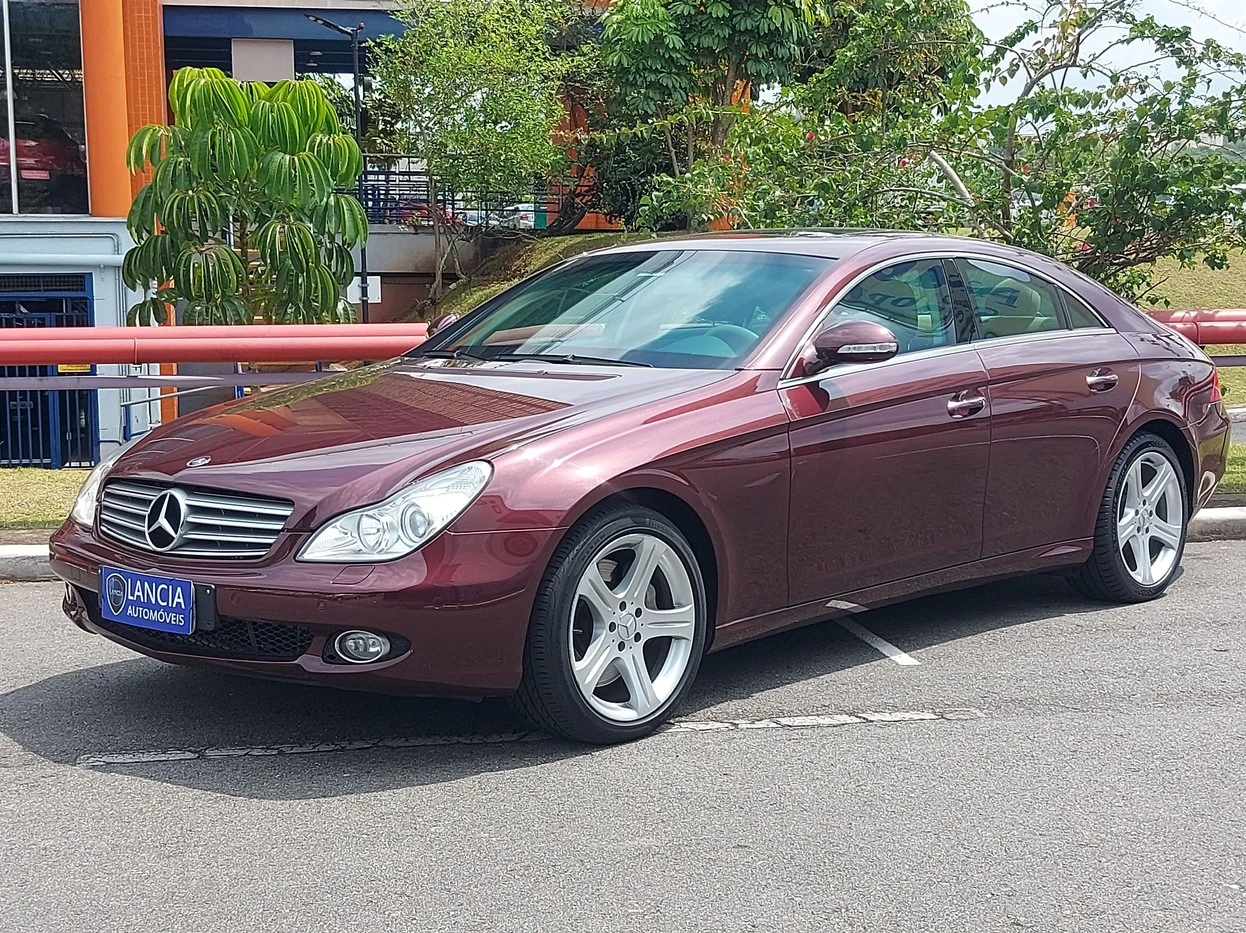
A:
[100, 566, 195, 635]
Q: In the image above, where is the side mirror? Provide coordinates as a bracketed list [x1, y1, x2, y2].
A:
[805, 320, 899, 376]
[428, 312, 460, 336]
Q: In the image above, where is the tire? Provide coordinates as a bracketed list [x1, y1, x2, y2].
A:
[511, 504, 709, 743]
[1071, 432, 1188, 603]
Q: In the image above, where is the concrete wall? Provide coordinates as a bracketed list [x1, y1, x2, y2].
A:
[362, 225, 486, 275]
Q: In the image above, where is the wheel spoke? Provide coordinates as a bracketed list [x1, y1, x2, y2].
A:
[618, 649, 659, 716]
[1117, 508, 1137, 544]
[1150, 517, 1182, 550]
[576, 563, 618, 620]
[1135, 534, 1155, 584]
[1142, 460, 1176, 502]
[572, 634, 617, 693]
[1123, 458, 1145, 509]
[642, 605, 696, 642]
[620, 536, 663, 603]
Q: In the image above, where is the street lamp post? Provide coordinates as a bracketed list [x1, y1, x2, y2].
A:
[305, 14, 370, 324]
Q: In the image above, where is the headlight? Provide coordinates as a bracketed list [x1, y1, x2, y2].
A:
[298, 461, 493, 563]
[69, 438, 136, 527]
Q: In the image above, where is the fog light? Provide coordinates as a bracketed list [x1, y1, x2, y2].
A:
[334, 630, 391, 664]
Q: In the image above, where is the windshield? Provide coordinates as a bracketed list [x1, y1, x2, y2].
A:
[424, 249, 833, 369]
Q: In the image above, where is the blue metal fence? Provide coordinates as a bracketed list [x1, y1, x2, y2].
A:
[0, 273, 99, 467]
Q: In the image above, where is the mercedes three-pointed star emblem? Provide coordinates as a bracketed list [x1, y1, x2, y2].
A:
[144, 489, 188, 551]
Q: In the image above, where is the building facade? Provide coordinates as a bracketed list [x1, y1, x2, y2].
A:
[1, 0, 403, 466]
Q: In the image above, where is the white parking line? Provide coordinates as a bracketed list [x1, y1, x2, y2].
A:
[73, 709, 983, 767]
[828, 603, 921, 666]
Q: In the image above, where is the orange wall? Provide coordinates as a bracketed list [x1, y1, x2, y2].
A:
[123, 0, 168, 195]
[80, 0, 131, 217]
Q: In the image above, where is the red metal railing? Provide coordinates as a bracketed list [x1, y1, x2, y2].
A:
[0, 324, 428, 366]
[1148, 310, 1246, 349]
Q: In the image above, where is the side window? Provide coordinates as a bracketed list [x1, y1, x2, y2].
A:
[831, 260, 959, 354]
[961, 258, 1065, 340]
[1063, 292, 1106, 329]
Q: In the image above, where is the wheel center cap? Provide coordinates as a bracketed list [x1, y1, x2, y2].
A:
[616, 614, 638, 640]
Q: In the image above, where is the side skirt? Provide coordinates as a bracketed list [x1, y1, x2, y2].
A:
[709, 539, 1092, 652]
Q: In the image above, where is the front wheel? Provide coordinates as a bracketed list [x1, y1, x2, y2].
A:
[512, 505, 708, 743]
[1072, 432, 1187, 602]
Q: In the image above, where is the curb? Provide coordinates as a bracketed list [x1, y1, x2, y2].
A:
[0, 544, 56, 582]
[3, 508, 1246, 582]
[1229, 406, 1246, 423]
[1187, 506, 1246, 541]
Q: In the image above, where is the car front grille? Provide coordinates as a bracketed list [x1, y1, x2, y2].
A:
[98, 480, 294, 559]
[94, 613, 315, 662]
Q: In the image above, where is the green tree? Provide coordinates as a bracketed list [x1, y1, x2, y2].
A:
[596, 0, 979, 226]
[636, 0, 1246, 301]
[370, 0, 572, 297]
[938, 0, 1246, 299]
[600, 0, 826, 178]
[123, 68, 368, 325]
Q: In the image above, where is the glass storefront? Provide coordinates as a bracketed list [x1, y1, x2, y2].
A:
[0, 0, 87, 214]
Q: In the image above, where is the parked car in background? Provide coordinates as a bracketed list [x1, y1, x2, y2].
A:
[0, 115, 88, 213]
[52, 232, 1228, 743]
[497, 202, 537, 228]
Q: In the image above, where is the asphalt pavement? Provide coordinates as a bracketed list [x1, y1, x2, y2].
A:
[1, 543, 1243, 932]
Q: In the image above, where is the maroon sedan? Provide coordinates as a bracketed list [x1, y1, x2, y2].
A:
[52, 232, 1229, 743]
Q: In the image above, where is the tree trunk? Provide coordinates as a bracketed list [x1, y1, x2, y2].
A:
[430, 176, 444, 301]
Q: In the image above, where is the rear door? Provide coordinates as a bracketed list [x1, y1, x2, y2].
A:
[957, 256, 1140, 556]
[783, 258, 990, 605]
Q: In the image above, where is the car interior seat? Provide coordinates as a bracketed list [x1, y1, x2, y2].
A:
[975, 282, 1058, 338]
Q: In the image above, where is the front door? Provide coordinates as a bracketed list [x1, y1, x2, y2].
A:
[783, 258, 990, 606]
[957, 256, 1141, 556]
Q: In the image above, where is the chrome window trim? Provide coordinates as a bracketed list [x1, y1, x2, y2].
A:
[780, 249, 1116, 380]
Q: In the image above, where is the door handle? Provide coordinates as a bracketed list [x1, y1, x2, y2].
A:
[947, 393, 986, 418]
[1086, 369, 1118, 392]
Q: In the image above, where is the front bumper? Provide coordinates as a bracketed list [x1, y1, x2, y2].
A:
[50, 520, 560, 697]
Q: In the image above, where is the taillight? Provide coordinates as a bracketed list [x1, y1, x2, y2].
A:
[1211, 368, 1223, 403]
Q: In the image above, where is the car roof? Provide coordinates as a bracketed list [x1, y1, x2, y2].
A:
[597, 229, 995, 260]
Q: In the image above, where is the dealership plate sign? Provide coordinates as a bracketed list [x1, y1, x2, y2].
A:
[100, 567, 195, 634]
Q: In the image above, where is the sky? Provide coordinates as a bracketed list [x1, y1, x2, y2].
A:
[969, 0, 1246, 43]
[966, 0, 1246, 102]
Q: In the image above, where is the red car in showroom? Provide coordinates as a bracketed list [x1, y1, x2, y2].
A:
[52, 232, 1229, 743]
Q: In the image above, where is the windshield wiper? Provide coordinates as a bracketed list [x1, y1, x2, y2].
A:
[492, 352, 652, 368]
[412, 346, 491, 361]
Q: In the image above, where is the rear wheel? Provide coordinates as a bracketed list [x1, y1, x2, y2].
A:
[1072, 432, 1187, 602]
[512, 505, 708, 743]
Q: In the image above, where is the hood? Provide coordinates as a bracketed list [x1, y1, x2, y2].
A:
[111, 358, 731, 528]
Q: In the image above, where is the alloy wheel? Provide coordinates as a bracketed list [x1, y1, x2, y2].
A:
[1117, 450, 1184, 586]
[568, 532, 697, 723]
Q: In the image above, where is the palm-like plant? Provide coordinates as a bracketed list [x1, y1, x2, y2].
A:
[123, 68, 368, 325]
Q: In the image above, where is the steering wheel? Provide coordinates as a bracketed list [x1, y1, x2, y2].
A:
[702, 323, 759, 355]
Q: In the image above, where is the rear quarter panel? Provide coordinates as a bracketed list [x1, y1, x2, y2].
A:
[1113, 330, 1226, 510]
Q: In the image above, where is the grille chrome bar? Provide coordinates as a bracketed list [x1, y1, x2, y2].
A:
[99, 479, 294, 559]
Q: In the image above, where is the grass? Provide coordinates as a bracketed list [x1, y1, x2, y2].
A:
[1148, 255, 1246, 310]
[0, 467, 86, 529]
[1222, 444, 1246, 495]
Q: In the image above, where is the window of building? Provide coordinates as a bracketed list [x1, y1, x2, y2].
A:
[1, 0, 88, 214]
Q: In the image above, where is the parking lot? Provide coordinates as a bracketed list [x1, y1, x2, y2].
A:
[1, 541, 1243, 932]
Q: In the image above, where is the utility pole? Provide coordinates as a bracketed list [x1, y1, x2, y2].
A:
[306, 15, 370, 323]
